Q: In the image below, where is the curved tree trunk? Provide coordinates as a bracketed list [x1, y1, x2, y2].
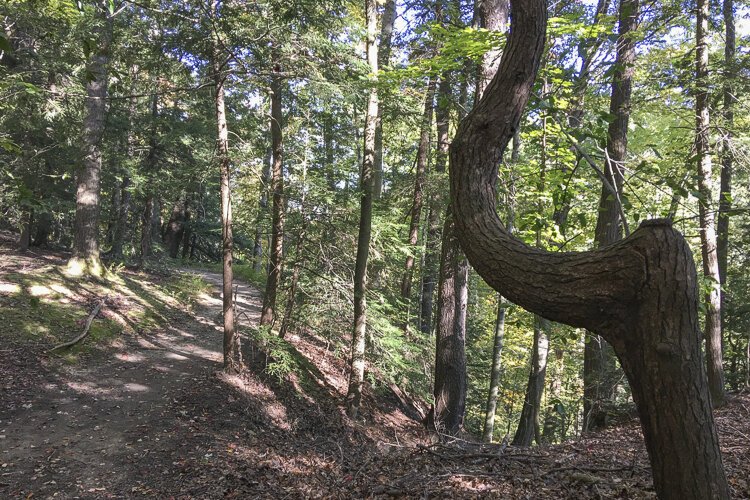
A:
[449, 1, 729, 497]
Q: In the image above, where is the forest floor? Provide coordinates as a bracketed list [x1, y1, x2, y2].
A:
[1, 234, 749, 498]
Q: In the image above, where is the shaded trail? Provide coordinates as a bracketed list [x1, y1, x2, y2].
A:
[1, 269, 262, 497]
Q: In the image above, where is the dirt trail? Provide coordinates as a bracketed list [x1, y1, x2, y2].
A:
[1, 269, 261, 498]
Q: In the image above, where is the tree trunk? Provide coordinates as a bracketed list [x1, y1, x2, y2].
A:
[139, 93, 159, 263]
[211, 1, 239, 373]
[717, 0, 734, 341]
[163, 195, 188, 259]
[512, 316, 549, 446]
[696, 0, 726, 408]
[420, 74, 451, 336]
[280, 159, 308, 340]
[400, 76, 436, 325]
[483, 130, 517, 444]
[346, 0, 379, 419]
[18, 209, 31, 252]
[449, 1, 729, 497]
[584, 0, 639, 432]
[482, 295, 507, 442]
[68, 2, 112, 276]
[253, 146, 272, 273]
[260, 73, 285, 327]
[372, 0, 396, 200]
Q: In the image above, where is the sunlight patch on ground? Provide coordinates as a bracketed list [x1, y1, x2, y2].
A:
[217, 373, 291, 430]
[123, 383, 149, 392]
[114, 352, 146, 362]
[28, 284, 52, 296]
[0, 282, 21, 294]
[165, 352, 189, 361]
[67, 381, 115, 397]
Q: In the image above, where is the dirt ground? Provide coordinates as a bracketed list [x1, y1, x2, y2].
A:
[1, 241, 749, 499]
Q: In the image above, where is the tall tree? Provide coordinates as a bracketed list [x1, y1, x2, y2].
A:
[346, 0, 379, 419]
[260, 69, 285, 327]
[450, 0, 729, 496]
[68, 1, 113, 276]
[482, 130, 517, 443]
[372, 0, 396, 200]
[400, 76, 436, 326]
[584, 0, 640, 432]
[695, 0, 726, 407]
[717, 0, 734, 343]
[211, 0, 240, 373]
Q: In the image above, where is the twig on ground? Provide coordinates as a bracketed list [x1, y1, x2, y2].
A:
[48, 298, 107, 352]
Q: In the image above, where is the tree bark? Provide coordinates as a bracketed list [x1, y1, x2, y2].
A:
[696, 0, 726, 408]
[449, 1, 729, 497]
[717, 0, 734, 342]
[400, 76, 436, 325]
[346, 0, 379, 419]
[280, 158, 308, 339]
[372, 0, 396, 200]
[512, 316, 549, 446]
[253, 145, 272, 273]
[211, 0, 239, 373]
[69, 2, 112, 276]
[483, 131, 517, 443]
[584, 0, 639, 432]
[420, 74, 452, 336]
[139, 93, 159, 263]
[260, 72, 285, 327]
[163, 195, 188, 258]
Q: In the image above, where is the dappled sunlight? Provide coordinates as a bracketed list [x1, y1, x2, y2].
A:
[114, 352, 146, 362]
[165, 352, 189, 361]
[123, 382, 149, 393]
[28, 284, 52, 296]
[217, 372, 292, 430]
[0, 282, 21, 294]
[67, 380, 116, 398]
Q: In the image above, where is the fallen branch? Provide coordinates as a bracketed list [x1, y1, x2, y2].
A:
[48, 298, 106, 352]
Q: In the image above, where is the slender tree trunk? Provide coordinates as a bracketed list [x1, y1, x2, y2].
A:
[253, 146, 272, 273]
[139, 93, 159, 263]
[261, 73, 285, 327]
[512, 316, 549, 446]
[18, 209, 31, 252]
[163, 195, 188, 258]
[584, 0, 639, 432]
[110, 85, 138, 259]
[346, 0, 379, 419]
[717, 0, 734, 341]
[211, 1, 239, 373]
[483, 130, 517, 443]
[68, 3, 112, 276]
[401, 77, 436, 326]
[696, 0, 726, 407]
[372, 0, 396, 200]
[420, 75, 451, 336]
[450, 1, 729, 496]
[280, 159, 308, 339]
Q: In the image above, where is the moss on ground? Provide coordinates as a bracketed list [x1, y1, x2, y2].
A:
[0, 262, 213, 362]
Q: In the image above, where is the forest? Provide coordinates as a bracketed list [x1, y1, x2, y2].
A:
[1, 0, 750, 497]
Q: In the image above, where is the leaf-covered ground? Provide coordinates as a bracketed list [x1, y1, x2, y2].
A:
[1, 238, 748, 498]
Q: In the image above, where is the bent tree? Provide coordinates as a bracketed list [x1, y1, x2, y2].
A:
[449, 0, 729, 498]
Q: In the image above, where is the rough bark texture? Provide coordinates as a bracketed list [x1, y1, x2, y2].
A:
[512, 316, 549, 446]
[696, 0, 726, 408]
[584, 0, 639, 432]
[69, 3, 112, 275]
[449, 1, 729, 497]
[718, 0, 734, 333]
[163, 195, 188, 259]
[401, 77, 436, 316]
[211, 1, 239, 373]
[346, 0, 379, 419]
[433, 212, 467, 434]
[372, 0, 396, 200]
[260, 73, 285, 327]
[475, 0, 509, 100]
